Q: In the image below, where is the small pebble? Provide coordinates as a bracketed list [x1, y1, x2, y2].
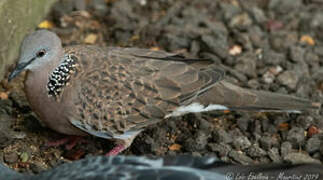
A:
[305, 136, 321, 154]
[233, 136, 251, 150]
[277, 71, 299, 89]
[4, 152, 18, 164]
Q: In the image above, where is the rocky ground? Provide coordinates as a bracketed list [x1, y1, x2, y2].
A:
[0, 0, 323, 174]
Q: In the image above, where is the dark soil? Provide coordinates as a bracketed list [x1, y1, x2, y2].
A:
[1, 0, 323, 174]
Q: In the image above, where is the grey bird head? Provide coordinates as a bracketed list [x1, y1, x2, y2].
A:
[8, 30, 62, 81]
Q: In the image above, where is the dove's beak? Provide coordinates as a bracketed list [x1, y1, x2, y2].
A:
[8, 57, 34, 81]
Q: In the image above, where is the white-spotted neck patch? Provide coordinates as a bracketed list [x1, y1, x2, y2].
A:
[47, 53, 78, 100]
[165, 102, 228, 118]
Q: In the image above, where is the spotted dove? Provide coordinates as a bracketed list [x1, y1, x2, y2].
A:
[1, 155, 322, 180]
[8, 30, 320, 155]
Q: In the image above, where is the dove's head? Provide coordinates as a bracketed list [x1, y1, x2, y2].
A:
[8, 30, 62, 81]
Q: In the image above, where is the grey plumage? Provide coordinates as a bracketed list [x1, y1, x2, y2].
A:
[8, 30, 320, 154]
[1, 155, 322, 180]
[0, 163, 25, 180]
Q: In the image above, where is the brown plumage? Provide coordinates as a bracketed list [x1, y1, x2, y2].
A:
[8, 30, 320, 155]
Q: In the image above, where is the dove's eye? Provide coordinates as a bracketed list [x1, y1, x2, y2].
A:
[36, 49, 46, 58]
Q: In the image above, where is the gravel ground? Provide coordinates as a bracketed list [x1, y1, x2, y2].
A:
[0, 0, 323, 174]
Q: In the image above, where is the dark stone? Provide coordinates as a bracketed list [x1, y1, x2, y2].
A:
[4, 152, 18, 164]
[305, 136, 321, 154]
[310, 13, 323, 41]
[247, 144, 267, 157]
[237, 117, 250, 132]
[220, 3, 241, 22]
[197, 118, 212, 134]
[201, 34, 228, 59]
[313, 46, 323, 57]
[229, 13, 253, 30]
[268, 147, 282, 163]
[249, 26, 267, 48]
[184, 131, 208, 152]
[89, 0, 108, 16]
[0, 132, 12, 149]
[235, 53, 257, 78]
[0, 99, 13, 114]
[296, 116, 314, 130]
[259, 136, 274, 150]
[228, 150, 254, 165]
[289, 46, 305, 62]
[233, 32, 253, 51]
[30, 162, 47, 174]
[249, 7, 267, 24]
[277, 70, 299, 89]
[225, 67, 248, 82]
[281, 141, 293, 157]
[262, 50, 285, 65]
[233, 136, 251, 150]
[208, 142, 231, 157]
[287, 127, 306, 147]
[270, 32, 298, 52]
[212, 129, 233, 144]
[269, 0, 302, 14]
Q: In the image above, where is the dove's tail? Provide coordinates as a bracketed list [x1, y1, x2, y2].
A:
[196, 81, 320, 113]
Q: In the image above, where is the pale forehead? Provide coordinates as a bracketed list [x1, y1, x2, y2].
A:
[20, 30, 61, 53]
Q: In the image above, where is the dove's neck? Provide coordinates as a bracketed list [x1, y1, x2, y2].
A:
[25, 50, 64, 93]
[24, 49, 64, 120]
